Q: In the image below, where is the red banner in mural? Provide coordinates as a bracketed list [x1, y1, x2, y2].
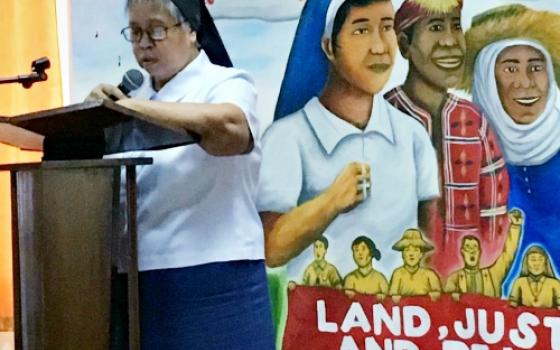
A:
[284, 287, 560, 350]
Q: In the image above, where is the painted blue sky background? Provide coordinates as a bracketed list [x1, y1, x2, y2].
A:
[71, 0, 560, 129]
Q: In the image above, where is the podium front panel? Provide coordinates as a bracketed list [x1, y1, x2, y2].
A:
[13, 166, 115, 349]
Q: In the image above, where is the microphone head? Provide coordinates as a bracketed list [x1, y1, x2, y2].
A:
[119, 69, 144, 95]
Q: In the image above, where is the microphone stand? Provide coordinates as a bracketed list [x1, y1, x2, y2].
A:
[0, 57, 50, 88]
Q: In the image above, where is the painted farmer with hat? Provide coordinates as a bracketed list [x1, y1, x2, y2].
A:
[384, 0, 510, 280]
[388, 228, 441, 302]
[85, 0, 275, 348]
[444, 209, 523, 299]
[465, 4, 560, 298]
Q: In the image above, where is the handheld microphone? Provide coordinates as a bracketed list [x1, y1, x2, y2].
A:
[118, 69, 144, 96]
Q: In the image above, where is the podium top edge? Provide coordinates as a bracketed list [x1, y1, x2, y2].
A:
[1, 100, 149, 137]
[0, 157, 153, 171]
[5, 100, 141, 121]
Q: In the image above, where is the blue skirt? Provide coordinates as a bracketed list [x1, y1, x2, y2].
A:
[139, 259, 275, 349]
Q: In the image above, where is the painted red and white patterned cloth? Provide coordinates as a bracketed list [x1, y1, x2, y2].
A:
[385, 86, 509, 278]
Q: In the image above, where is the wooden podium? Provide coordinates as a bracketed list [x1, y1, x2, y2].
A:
[0, 101, 194, 349]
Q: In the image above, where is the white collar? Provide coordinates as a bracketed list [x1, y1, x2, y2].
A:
[134, 50, 210, 102]
[303, 95, 395, 155]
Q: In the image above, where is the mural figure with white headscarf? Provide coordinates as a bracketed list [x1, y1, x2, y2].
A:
[257, 0, 439, 345]
[464, 4, 560, 299]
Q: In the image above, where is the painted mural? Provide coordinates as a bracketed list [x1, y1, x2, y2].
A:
[259, 1, 560, 349]
[70, 0, 560, 349]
